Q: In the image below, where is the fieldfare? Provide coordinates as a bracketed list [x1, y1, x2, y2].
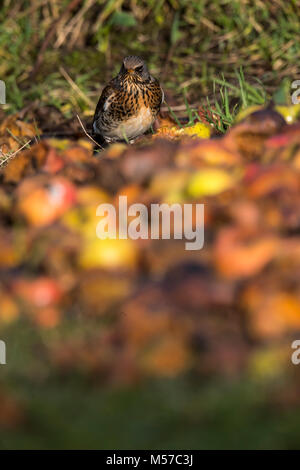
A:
[93, 56, 163, 143]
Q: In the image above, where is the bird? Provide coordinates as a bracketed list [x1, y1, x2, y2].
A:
[92, 56, 163, 144]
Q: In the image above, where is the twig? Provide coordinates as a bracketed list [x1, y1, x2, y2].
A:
[161, 103, 200, 112]
[0, 140, 32, 167]
[76, 114, 104, 150]
[60, 66, 93, 107]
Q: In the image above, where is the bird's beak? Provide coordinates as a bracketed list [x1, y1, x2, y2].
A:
[127, 68, 134, 74]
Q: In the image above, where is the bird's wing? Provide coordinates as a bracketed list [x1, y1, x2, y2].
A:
[93, 83, 115, 118]
[93, 79, 120, 133]
[149, 76, 164, 109]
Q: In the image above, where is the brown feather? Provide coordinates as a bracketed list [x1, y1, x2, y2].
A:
[93, 57, 163, 142]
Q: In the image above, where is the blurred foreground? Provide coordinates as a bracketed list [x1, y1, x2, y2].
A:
[1, 106, 300, 448]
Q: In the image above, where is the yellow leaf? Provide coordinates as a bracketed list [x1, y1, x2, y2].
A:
[187, 168, 235, 197]
[181, 122, 211, 139]
[79, 238, 137, 270]
[275, 104, 300, 124]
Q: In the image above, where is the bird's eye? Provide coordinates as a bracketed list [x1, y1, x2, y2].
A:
[135, 65, 144, 74]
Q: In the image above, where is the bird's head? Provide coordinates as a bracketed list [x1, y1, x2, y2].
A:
[118, 56, 150, 83]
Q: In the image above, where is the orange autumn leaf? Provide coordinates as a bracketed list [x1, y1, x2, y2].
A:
[115, 183, 143, 206]
[0, 293, 19, 324]
[214, 227, 278, 279]
[242, 286, 300, 339]
[245, 166, 299, 198]
[3, 142, 48, 183]
[0, 115, 39, 154]
[153, 111, 178, 130]
[176, 140, 241, 167]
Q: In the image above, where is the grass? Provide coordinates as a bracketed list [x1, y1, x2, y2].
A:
[1, 319, 300, 449]
[3, 377, 300, 449]
[164, 68, 268, 133]
[0, 1, 299, 125]
[204, 69, 268, 132]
